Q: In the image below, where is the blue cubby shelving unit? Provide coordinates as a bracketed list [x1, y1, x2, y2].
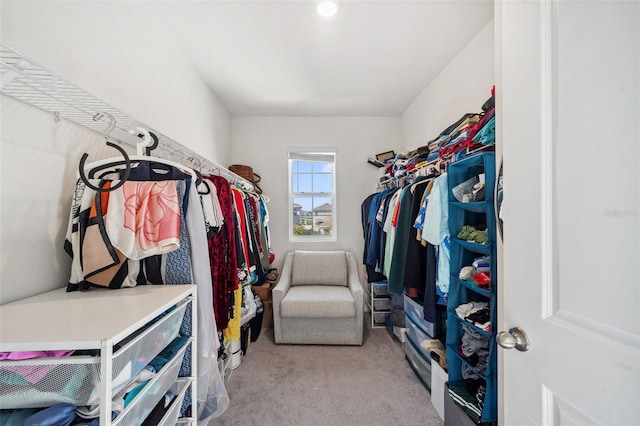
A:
[446, 152, 497, 424]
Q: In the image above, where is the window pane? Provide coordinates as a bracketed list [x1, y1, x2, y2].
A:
[296, 161, 313, 172]
[295, 173, 312, 192]
[312, 197, 333, 236]
[312, 173, 332, 193]
[292, 196, 313, 235]
[312, 162, 333, 173]
[292, 196, 333, 236]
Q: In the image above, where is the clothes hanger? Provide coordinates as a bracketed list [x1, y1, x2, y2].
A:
[78, 124, 200, 183]
[77, 112, 131, 192]
[191, 158, 211, 195]
[145, 131, 159, 156]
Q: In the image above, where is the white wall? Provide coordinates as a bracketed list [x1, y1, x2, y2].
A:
[0, 2, 232, 304]
[1, 1, 231, 163]
[231, 117, 401, 275]
[401, 20, 495, 151]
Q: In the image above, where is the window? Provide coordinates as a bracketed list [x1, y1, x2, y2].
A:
[288, 150, 336, 241]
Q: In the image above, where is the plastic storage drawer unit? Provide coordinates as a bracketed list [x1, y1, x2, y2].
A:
[0, 299, 189, 410]
[371, 281, 390, 297]
[373, 298, 391, 311]
[404, 313, 433, 358]
[403, 334, 432, 390]
[158, 379, 190, 426]
[113, 340, 190, 425]
[373, 311, 390, 326]
[404, 294, 441, 338]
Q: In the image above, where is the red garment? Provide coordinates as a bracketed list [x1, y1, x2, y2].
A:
[468, 107, 495, 140]
[205, 176, 238, 331]
[231, 187, 251, 284]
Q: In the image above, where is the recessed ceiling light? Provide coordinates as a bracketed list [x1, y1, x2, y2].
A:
[317, 1, 338, 18]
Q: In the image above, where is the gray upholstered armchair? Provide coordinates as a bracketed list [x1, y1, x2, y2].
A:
[273, 250, 364, 345]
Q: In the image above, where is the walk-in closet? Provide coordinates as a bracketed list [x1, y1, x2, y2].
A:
[1, 1, 638, 425]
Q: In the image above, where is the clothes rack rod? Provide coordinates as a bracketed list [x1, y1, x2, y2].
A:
[0, 43, 254, 191]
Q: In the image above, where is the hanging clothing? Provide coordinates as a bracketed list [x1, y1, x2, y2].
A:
[104, 180, 181, 260]
[387, 184, 415, 295]
[402, 180, 430, 297]
[201, 180, 224, 238]
[205, 176, 238, 332]
[65, 180, 144, 291]
[361, 193, 387, 283]
[422, 173, 449, 246]
[231, 187, 252, 285]
[66, 161, 230, 421]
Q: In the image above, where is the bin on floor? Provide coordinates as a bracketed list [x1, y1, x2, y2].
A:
[431, 352, 447, 421]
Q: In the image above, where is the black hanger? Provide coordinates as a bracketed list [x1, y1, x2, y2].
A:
[78, 142, 131, 192]
[196, 171, 211, 195]
[145, 131, 159, 156]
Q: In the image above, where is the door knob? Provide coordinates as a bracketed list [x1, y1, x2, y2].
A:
[496, 327, 530, 351]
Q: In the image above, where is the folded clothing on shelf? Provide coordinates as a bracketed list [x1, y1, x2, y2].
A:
[472, 255, 490, 272]
[457, 225, 488, 245]
[466, 272, 490, 289]
[452, 174, 486, 203]
[448, 382, 483, 423]
[456, 302, 491, 332]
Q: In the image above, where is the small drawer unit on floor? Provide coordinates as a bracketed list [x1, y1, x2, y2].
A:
[365, 280, 391, 328]
[0, 285, 197, 425]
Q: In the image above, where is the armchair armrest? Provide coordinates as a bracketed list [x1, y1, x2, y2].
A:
[346, 251, 364, 316]
[273, 252, 294, 342]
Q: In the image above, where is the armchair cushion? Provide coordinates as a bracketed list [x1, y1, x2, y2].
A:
[291, 250, 347, 286]
[280, 285, 356, 318]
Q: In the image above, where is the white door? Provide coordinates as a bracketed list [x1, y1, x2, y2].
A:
[498, 1, 639, 425]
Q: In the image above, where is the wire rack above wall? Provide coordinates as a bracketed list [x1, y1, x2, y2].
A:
[0, 44, 254, 190]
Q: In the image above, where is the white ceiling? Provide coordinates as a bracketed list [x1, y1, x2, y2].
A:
[170, 0, 495, 116]
[2, 0, 494, 117]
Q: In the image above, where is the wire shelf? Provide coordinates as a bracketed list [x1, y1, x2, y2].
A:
[0, 44, 254, 190]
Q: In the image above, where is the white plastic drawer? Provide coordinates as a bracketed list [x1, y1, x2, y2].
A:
[111, 300, 188, 393]
[373, 298, 391, 311]
[158, 379, 190, 426]
[403, 295, 438, 338]
[113, 339, 190, 426]
[373, 311, 390, 326]
[405, 314, 431, 358]
[371, 281, 389, 297]
[404, 334, 432, 390]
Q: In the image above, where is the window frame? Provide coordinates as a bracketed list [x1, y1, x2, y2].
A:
[288, 149, 337, 242]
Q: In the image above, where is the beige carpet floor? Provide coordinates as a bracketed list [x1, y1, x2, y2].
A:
[215, 314, 444, 426]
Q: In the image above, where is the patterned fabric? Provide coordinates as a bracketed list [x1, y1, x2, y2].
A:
[163, 180, 193, 381]
[205, 176, 238, 331]
[165, 180, 193, 286]
[244, 195, 263, 279]
[105, 181, 181, 260]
